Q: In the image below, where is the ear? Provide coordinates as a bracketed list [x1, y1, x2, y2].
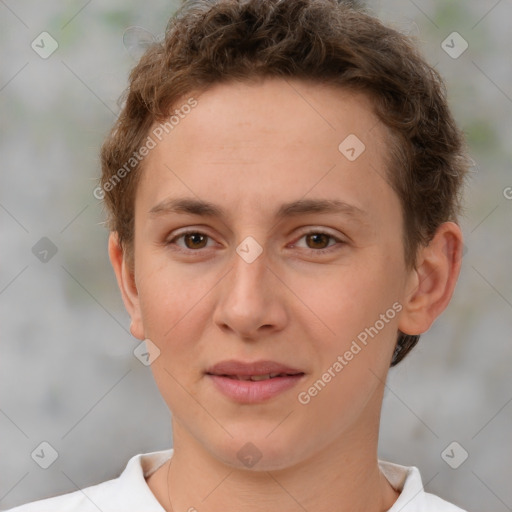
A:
[108, 232, 145, 340]
[398, 222, 463, 336]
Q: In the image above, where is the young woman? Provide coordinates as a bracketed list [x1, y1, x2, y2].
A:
[8, 1, 469, 510]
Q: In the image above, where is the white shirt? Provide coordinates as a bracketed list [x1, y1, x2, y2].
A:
[4, 449, 467, 511]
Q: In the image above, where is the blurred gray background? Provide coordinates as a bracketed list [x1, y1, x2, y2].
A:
[1, 1, 511, 510]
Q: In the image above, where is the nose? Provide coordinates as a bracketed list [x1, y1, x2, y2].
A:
[212, 241, 288, 341]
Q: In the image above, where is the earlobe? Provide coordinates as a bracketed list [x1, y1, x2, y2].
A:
[108, 232, 145, 340]
[398, 222, 463, 336]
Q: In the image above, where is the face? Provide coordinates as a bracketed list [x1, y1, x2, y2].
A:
[118, 78, 417, 470]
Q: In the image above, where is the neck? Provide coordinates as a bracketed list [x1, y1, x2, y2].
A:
[166, 431, 398, 512]
[147, 393, 399, 512]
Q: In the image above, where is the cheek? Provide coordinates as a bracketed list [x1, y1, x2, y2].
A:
[136, 258, 217, 357]
[136, 265, 214, 408]
[136, 252, 190, 320]
[294, 268, 400, 429]
[295, 259, 402, 412]
[300, 259, 400, 344]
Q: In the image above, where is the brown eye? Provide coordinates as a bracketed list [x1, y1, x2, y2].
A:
[305, 233, 331, 250]
[292, 230, 345, 255]
[183, 232, 208, 249]
[166, 230, 213, 253]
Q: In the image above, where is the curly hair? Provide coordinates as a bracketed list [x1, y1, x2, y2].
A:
[100, 0, 469, 366]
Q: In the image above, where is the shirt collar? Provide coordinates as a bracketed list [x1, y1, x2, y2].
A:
[118, 450, 424, 511]
[378, 459, 427, 510]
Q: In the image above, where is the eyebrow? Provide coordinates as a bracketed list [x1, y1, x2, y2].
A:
[149, 197, 369, 223]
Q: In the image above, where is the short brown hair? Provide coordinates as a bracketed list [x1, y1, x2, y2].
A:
[100, 0, 469, 365]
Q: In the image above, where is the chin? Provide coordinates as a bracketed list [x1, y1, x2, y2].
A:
[208, 430, 305, 472]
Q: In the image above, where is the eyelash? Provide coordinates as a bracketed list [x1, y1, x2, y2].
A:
[165, 229, 345, 256]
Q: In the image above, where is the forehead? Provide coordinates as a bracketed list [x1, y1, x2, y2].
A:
[136, 77, 396, 226]
[164, 78, 383, 154]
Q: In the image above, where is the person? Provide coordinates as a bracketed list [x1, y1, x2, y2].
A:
[6, 0, 470, 510]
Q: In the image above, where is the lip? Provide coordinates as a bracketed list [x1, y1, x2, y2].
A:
[205, 359, 306, 404]
[206, 359, 304, 377]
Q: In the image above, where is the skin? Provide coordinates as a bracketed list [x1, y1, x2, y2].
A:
[109, 77, 463, 512]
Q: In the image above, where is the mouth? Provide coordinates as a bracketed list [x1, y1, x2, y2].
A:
[213, 372, 304, 381]
[205, 360, 306, 403]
